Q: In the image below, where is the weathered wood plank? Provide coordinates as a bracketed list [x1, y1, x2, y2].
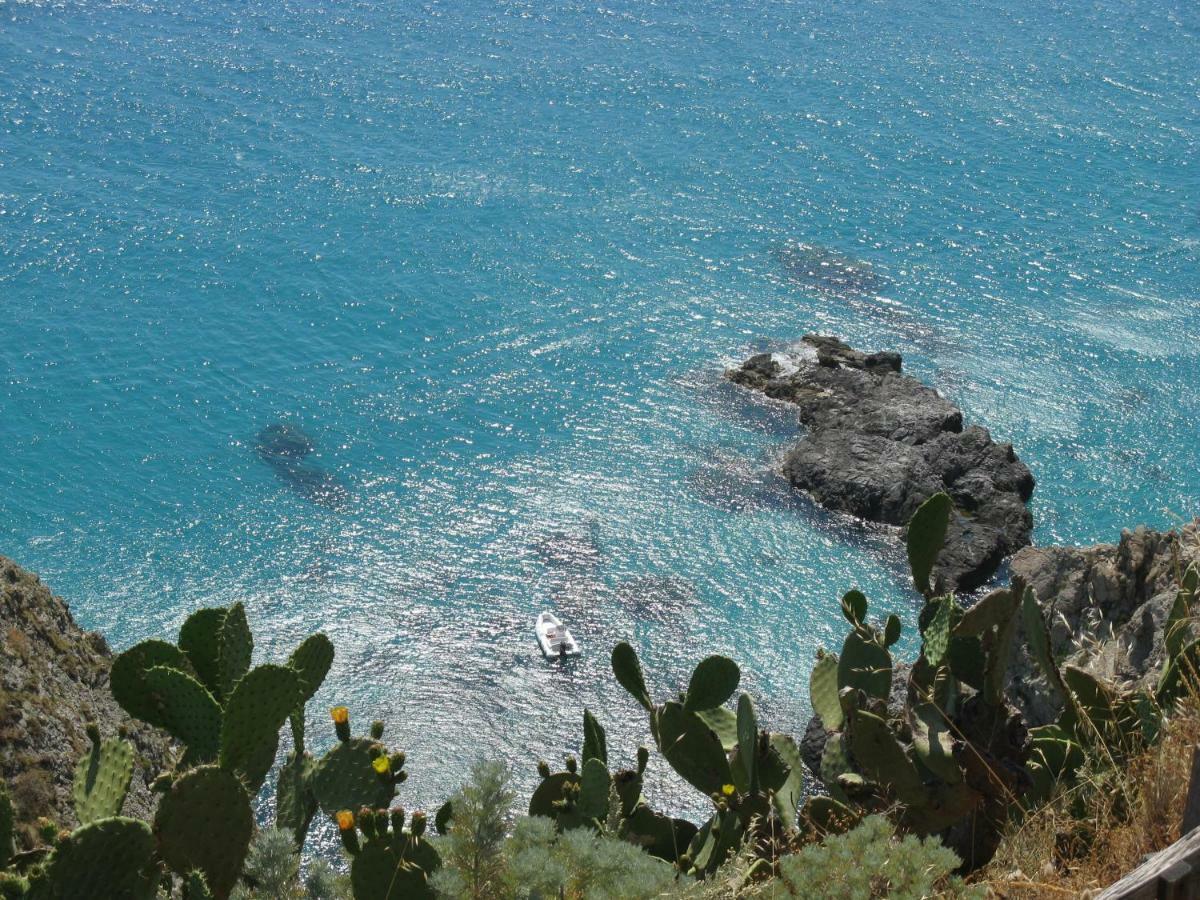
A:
[1097, 828, 1200, 899]
[1183, 747, 1200, 835]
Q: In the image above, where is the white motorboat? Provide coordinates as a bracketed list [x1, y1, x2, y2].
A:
[536, 612, 580, 658]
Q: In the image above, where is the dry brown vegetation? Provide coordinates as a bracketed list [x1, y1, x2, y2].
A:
[977, 695, 1200, 898]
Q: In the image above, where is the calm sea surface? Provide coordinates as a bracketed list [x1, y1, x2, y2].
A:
[2, 0, 1197, 845]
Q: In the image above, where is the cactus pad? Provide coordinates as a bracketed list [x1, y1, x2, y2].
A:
[311, 738, 396, 817]
[350, 842, 434, 900]
[581, 708, 607, 766]
[154, 765, 253, 900]
[219, 663, 302, 791]
[178, 607, 229, 700]
[838, 630, 892, 702]
[839, 589, 868, 626]
[809, 652, 843, 731]
[143, 665, 223, 763]
[922, 596, 954, 667]
[217, 602, 253, 701]
[909, 702, 961, 784]
[653, 701, 732, 797]
[110, 639, 193, 727]
[765, 733, 804, 828]
[527, 772, 579, 819]
[847, 709, 924, 805]
[610, 642, 652, 710]
[683, 655, 740, 712]
[72, 733, 134, 823]
[288, 633, 334, 704]
[906, 491, 952, 596]
[576, 758, 611, 822]
[619, 806, 697, 863]
[735, 694, 758, 791]
[276, 751, 318, 848]
[38, 817, 158, 900]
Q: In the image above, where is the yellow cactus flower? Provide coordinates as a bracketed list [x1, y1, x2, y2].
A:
[330, 706, 350, 724]
[721, 784, 735, 796]
[372, 755, 391, 775]
[335, 810, 355, 831]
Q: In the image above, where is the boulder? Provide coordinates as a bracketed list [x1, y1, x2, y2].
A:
[728, 335, 1034, 591]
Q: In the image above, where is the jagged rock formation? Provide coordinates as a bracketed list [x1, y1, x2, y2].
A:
[728, 335, 1034, 591]
[0, 556, 172, 848]
[800, 521, 1200, 777]
[1009, 521, 1200, 725]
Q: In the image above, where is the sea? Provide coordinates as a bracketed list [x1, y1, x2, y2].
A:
[1, 0, 1197, 849]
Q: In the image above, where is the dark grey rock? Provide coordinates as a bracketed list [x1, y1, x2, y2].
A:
[728, 335, 1034, 591]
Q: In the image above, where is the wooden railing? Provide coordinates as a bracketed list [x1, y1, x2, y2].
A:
[1098, 748, 1200, 899]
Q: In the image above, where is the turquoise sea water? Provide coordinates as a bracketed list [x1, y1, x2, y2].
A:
[2, 0, 1198, 844]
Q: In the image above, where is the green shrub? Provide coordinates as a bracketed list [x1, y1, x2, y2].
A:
[761, 815, 981, 900]
[230, 826, 351, 899]
[430, 761, 515, 900]
[505, 816, 678, 900]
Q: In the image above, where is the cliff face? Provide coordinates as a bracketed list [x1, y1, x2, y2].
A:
[1009, 521, 1200, 725]
[0, 556, 172, 848]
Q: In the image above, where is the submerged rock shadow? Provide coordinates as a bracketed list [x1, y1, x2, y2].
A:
[256, 421, 350, 509]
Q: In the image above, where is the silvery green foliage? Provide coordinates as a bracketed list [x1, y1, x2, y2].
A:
[304, 859, 350, 900]
[765, 816, 982, 900]
[505, 817, 677, 900]
[430, 760, 516, 900]
[230, 827, 349, 900]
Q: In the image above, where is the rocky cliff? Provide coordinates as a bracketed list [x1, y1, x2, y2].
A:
[0, 557, 172, 849]
[1009, 520, 1200, 725]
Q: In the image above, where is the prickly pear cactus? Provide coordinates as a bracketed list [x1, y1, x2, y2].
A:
[610, 642, 737, 796]
[288, 633, 335, 704]
[809, 650, 842, 732]
[34, 817, 158, 900]
[528, 762, 582, 826]
[216, 603, 253, 701]
[219, 663, 303, 792]
[154, 765, 253, 900]
[110, 638, 195, 727]
[350, 844, 434, 900]
[344, 807, 441, 900]
[277, 750, 318, 849]
[72, 725, 133, 824]
[581, 708, 607, 766]
[311, 713, 405, 817]
[178, 607, 229, 700]
[906, 491, 952, 597]
[619, 806, 698, 863]
[143, 664, 223, 763]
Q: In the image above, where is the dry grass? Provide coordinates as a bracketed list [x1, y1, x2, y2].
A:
[976, 695, 1200, 898]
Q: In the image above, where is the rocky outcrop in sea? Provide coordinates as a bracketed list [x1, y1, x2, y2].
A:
[728, 335, 1034, 591]
[0, 557, 172, 848]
